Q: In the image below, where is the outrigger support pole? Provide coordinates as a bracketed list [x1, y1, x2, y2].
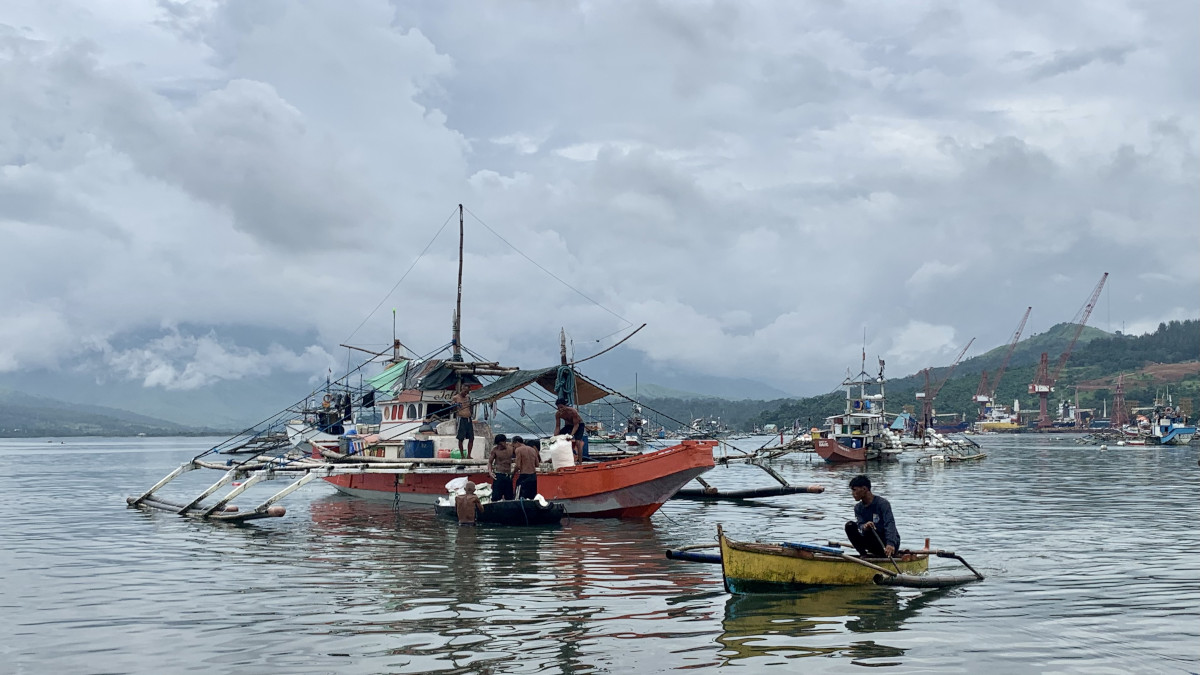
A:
[201, 472, 269, 517]
[129, 461, 197, 506]
[178, 468, 241, 514]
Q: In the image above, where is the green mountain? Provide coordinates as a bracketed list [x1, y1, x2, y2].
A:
[751, 319, 1200, 429]
[0, 389, 228, 437]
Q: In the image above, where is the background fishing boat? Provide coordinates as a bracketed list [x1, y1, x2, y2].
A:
[813, 357, 902, 463]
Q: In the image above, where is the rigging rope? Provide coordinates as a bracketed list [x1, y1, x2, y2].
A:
[343, 206, 459, 344]
[463, 205, 632, 327]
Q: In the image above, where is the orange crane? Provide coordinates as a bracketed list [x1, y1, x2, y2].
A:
[916, 337, 975, 432]
[1029, 272, 1109, 428]
[974, 306, 1032, 420]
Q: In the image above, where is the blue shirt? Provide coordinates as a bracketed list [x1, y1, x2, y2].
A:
[854, 495, 900, 549]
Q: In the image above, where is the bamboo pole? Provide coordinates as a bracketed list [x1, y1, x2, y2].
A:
[179, 469, 240, 514]
[130, 461, 196, 505]
[833, 552, 896, 576]
[201, 473, 268, 517]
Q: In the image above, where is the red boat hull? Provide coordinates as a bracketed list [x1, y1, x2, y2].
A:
[813, 438, 868, 463]
[319, 440, 717, 519]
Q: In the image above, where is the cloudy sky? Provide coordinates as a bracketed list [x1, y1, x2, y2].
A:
[1, 0, 1197, 401]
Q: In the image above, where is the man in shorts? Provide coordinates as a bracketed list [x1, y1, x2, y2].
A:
[554, 398, 585, 463]
[488, 434, 516, 501]
[452, 383, 474, 457]
[512, 436, 540, 500]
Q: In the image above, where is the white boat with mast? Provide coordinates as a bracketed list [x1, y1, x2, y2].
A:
[812, 354, 902, 463]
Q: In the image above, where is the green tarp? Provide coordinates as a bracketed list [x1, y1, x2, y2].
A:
[366, 360, 412, 393]
[469, 366, 611, 406]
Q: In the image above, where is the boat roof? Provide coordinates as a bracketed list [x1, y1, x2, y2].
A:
[469, 366, 611, 406]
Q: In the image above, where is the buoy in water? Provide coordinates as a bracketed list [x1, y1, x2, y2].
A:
[267, 505, 286, 517]
[1099, 444, 1108, 451]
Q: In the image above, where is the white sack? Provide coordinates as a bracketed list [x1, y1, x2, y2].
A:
[540, 434, 575, 469]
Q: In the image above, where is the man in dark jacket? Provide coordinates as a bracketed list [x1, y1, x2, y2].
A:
[845, 474, 900, 557]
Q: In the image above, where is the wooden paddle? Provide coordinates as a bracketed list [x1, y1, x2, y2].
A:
[833, 552, 896, 577]
[871, 528, 903, 574]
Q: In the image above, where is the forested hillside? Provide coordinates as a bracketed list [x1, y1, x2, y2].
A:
[751, 319, 1199, 429]
[0, 389, 222, 437]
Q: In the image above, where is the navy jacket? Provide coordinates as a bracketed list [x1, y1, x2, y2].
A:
[854, 495, 900, 549]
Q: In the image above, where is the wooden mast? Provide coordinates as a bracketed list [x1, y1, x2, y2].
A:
[453, 203, 464, 361]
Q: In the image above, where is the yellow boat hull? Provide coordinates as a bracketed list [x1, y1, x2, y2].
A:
[719, 529, 928, 593]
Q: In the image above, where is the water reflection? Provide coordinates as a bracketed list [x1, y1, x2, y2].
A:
[718, 585, 955, 666]
[302, 496, 720, 673]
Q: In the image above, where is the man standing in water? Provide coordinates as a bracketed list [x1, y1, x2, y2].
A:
[554, 398, 585, 463]
[512, 436, 539, 500]
[455, 481, 484, 526]
[452, 382, 474, 457]
[487, 434, 515, 501]
[846, 475, 900, 557]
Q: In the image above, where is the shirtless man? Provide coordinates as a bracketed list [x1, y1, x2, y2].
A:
[554, 398, 585, 463]
[451, 383, 474, 456]
[512, 436, 540, 500]
[487, 434, 516, 501]
[455, 481, 484, 526]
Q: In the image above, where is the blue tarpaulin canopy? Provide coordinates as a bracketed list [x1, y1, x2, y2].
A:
[891, 412, 913, 430]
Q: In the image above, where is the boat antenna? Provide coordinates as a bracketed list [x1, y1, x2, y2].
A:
[560, 328, 568, 365]
[453, 203, 464, 361]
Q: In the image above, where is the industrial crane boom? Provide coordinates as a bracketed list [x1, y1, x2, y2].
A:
[930, 337, 976, 399]
[1049, 273, 1108, 385]
[991, 306, 1032, 397]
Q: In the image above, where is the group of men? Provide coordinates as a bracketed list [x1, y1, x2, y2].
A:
[453, 435, 540, 526]
[450, 384, 586, 464]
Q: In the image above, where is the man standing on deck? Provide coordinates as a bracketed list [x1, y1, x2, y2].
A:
[452, 383, 474, 457]
[488, 434, 516, 501]
[512, 436, 539, 500]
[846, 475, 900, 557]
[554, 398, 585, 463]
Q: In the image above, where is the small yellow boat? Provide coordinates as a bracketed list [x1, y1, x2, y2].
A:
[718, 524, 929, 593]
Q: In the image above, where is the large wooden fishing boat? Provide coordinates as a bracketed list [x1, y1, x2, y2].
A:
[718, 526, 928, 593]
[315, 436, 716, 518]
[127, 205, 715, 522]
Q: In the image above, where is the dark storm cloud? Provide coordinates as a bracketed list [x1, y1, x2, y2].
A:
[0, 0, 1195, 395]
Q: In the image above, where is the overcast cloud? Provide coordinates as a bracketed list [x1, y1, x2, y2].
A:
[1, 0, 1196, 398]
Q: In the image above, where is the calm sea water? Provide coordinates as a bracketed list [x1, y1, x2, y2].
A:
[1, 435, 1197, 674]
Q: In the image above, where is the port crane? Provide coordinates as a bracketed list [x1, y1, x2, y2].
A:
[974, 307, 1032, 420]
[1028, 272, 1109, 428]
[916, 337, 975, 433]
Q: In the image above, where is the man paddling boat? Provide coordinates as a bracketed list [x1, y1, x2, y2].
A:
[846, 475, 900, 557]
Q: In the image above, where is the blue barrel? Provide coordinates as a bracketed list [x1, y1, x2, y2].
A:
[582, 434, 590, 459]
[405, 439, 435, 458]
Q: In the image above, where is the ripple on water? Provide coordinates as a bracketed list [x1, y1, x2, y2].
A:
[0, 436, 1197, 673]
